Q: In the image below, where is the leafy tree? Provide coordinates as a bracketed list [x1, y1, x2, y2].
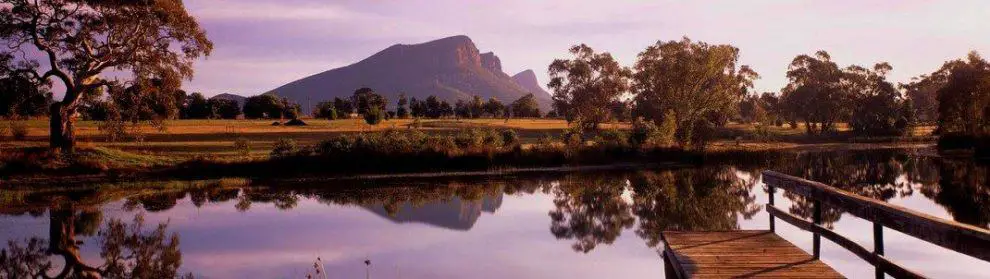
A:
[182, 92, 210, 119]
[932, 52, 990, 137]
[439, 100, 454, 118]
[758, 92, 783, 126]
[352, 87, 386, 115]
[243, 94, 283, 119]
[313, 101, 338, 120]
[426, 95, 443, 118]
[484, 97, 505, 118]
[0, 0, 213, 151]
[207, 98, 241, 119]
[364, 107, 385, 125]
[901, 75, 943, 124]
[396, 93, 410, 118]
[280, 97, 301, 119]
[609, 100, 631, 122]
[548, 44, 631, 129]
[632, 38, 758, 147]
[454, 99, 470, 118]
[469, 95, 485, 118]
[0, 53, 52, 118]
[409, 97, 424, 118]
[111, 79, 184, 122]
[780, 51, 852, 135]
[847, 63, 913, 136]
[510, 93, 542, 118]
[333, 97, 353, 119]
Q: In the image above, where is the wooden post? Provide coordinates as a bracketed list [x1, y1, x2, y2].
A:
[768, 185, 776, 232]
[874, 222, 885, 279]
[813, 200, 822, 259]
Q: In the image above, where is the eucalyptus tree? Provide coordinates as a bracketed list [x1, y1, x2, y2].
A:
[631, 37, 758, 147]
[781, 51, 848, 135]
[548, 44, 631, 130]
[0, 0, 212, 151]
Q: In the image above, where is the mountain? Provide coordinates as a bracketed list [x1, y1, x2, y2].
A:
[512, 69, 551, 97]
[210, 93, 247, 107]
[265, 35, 551, 111]
[363, 194, 503, 231]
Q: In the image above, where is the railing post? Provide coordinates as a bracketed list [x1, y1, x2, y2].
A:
[768, 184, 776, 232]
[874, 222, 885, 279]
[813, 200, 822, 259]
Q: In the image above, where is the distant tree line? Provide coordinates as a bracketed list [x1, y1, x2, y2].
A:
[310, 89, 545, 124]
[548, 37, 989, 150]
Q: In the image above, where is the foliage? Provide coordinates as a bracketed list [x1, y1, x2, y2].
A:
[847, 63, 914, 136]
[9, 120, 28, 140]
[364, 107, 385, 125]
[629, 117, 660, 148]
[207, 98, 241, 119]
[0, 53, 52, 118]
[243, 94, 283, 119]
[549, 44, 631, 129]
[510, 93, 542, 118]
[632, 37, 758, 147]
[0, 0, 213, 150]
[333, 97, 353, 118]
[396, 93, 410, 119]
[312, 101, 338, 120]
[270, 138, 298, 158]
[933, 52, 990, 137]
[352, 87, 387, 116]
[780, 51, 849, 135]
[182, 92, 211, 119]
[233, 137, 251, 157]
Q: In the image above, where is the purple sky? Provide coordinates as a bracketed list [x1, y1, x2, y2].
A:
[181, 0, 990, 97]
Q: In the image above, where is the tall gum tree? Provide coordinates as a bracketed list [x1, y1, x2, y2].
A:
[0, 0, 212, 151]
[548, 44, 631, 130]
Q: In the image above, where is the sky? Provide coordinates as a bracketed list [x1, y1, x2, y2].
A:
[180, 0, 990, 97]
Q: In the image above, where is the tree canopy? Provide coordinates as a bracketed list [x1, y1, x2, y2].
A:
[0, 0, 212, 150]
[548, 44, 631, 129]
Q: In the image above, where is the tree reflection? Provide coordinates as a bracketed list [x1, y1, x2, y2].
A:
[548, 175, 634, 253]
[0, 202, 188, 278]
[629, 167, 761, 247]
[924, 159, 990, 227]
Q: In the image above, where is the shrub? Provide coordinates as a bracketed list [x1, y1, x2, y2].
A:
[500, 129, 519, 147]
[454, 129, 485, 149]
[364, 108, 384, 125]
[595, 128, 628, 147]
[564, 125, 584, 147]
[98, 119, 128, 142]
[630, 117, 660, 147]
[270, 138, 298, 158]
[233, 137, 251, 157]
[411, 117, 422, 129]
[9, 121, 28, 140]
[657, 112, 677, 146]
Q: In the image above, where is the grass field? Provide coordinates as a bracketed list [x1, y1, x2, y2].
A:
[1, 118, 935, 160]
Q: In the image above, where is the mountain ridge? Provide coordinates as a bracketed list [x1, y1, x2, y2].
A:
[265, 35, 551, 111]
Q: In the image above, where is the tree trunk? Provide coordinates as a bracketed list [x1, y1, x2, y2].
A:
[49, 102, 76, 152]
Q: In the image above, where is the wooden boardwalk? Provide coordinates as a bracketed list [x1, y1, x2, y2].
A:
[661, 230, 844, 278]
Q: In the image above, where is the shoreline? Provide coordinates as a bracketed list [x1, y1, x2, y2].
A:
[1, 141, 941, 187]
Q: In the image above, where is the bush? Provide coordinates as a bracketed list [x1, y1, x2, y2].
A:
[595, 128, 628, 147]
[454, 129, 485, 149]
[500, 129, 519, 147]
[270, 138, 298, 158]
[9, 121, 28, 140]
[98, 119, 128, 142]
[364, 108, 384, 125]
[630, 117, 660, 148]
[233, 137, 251, 157]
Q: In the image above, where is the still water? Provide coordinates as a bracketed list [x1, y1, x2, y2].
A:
[1, 149, 988, 278]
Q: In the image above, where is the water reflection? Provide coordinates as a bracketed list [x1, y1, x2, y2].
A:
[2, 149, 989, 278]
[1, 202, 186, 278]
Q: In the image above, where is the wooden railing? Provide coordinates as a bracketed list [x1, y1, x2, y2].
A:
[762, 171, 990, 279]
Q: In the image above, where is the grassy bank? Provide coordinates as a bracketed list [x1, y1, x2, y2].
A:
[0, 118, 937, 183]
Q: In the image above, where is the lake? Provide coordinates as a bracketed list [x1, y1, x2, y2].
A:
[2, 148, 988, 278]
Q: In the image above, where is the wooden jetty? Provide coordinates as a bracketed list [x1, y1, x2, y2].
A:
[662, 171, 990, 279]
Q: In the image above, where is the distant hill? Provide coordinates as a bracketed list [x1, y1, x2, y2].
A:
[265, 35, 552, 111]
[511, 69, 551, 97]
[210, 93, 246, 107]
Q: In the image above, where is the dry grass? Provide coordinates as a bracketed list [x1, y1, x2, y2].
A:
[1, 118, 934, 161]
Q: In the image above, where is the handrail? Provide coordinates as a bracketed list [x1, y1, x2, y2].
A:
[762, 170, 990, 279]
[763, 171, 990, 261]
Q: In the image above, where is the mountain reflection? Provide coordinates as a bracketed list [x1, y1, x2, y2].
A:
[1, 149, 989, 266]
